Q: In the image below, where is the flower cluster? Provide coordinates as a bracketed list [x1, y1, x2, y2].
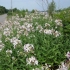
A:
[10, 37, 21, 49]
[65, 51, 70, 60]
[44, 29, 52, 35]
[45, 23, 50, 27]
[18, 22, 34, 36]
[26, 56, 38, 65]
[23, 44, 34, 53]
[0, 40, 4, 51]
[6, 49, 12, 56]
[3, 28, 10, 36]
[36, 25, 43, 33]
[55, 19, 63, 27]
[57, 62, 68, 70]
[0, 10, 68, 70]
[53, 30, 61, 37]
[44, 29, 61, 37]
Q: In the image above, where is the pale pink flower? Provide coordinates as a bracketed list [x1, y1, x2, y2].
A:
[26, 56, 38, 65]
[65, 51, 70, 60]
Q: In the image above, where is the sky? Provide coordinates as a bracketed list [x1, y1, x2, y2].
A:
[0, 0, 70, 11]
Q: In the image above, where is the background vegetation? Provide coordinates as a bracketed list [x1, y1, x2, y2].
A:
[0, 1, 70, 69]
[0, 5, 8, 15]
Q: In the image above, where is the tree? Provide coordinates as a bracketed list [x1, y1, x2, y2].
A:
[47, 0, 56, 17]
[37, 0, 56, 17]
[0, 6, 8, 15]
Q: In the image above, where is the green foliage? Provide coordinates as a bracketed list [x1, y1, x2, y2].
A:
[31, 9, 35, 13]
[7, 8, 19, 16]
[47, 0, 56, 17]
[54, 7, 70, 23]
[7, 11, 12, 15]
[54, 7, 70, 37]
[0, 5, 8, 15]
[18, 10, 26, 18]
[7, 8, 27, 18]
[13, 8, 19, 13]
[0, 7, 70, 70]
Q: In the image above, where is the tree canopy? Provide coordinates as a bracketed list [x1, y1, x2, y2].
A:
[0, 5, 8, 15]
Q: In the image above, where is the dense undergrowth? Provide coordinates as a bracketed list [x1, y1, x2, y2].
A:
[0, 8, 70, 70]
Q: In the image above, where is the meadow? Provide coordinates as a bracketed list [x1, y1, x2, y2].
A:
[0, 9, 70, 70]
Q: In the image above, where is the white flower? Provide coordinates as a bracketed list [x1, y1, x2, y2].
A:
[6, 49, 12, 54]
[35, 22, 38, 25]
[23, 44, 34, 53]
[13, 21, 20, 26]
[45, 23, 50, 27]
[36, 25, 43, 33]
[33, 68, 40, 70]
[12, 57, 15, 60]
[65, 51, 70, 60]
[26, 56, 38, 65]
[55, 19, 62, 23]
[60, 62, 68, 70]
[44, 29, 52, 35]
[55, 19, 63, 27]
[10, 37, 21, 49]
[24, 31, 29, 36]
[20, 22, 34, 33]
[0, 41, 4, 51]
[36, 25, 43, 30]
[3, 28, 10, 36]
[53, 31, 61, 37]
